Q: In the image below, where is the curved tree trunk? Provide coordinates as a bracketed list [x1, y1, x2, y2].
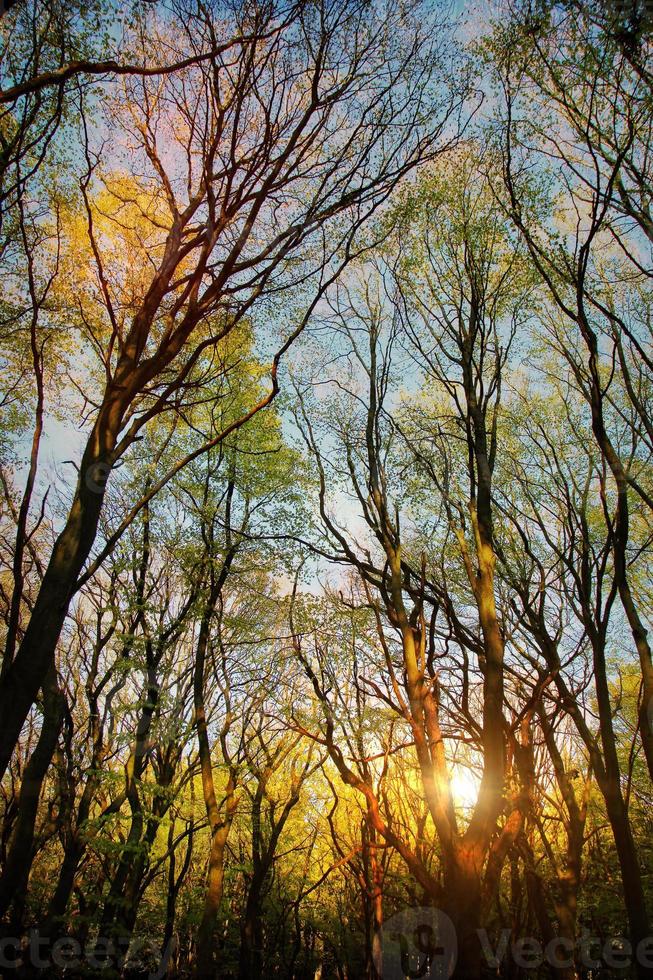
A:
[0, 405, 120, 780]
[0, 666, 64, 920]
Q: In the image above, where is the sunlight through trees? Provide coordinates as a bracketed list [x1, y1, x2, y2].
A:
[1, 1, 652, 978]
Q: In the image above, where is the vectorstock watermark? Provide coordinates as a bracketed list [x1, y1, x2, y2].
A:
[374, 908, 653, 978]
[84, 461, 112, 494]
[479, 930, 653, 974]
[375, 907, 457, 979]
[0, 930, 176, 978]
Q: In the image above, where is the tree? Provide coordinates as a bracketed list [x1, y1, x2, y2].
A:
[0, 0, 471, 780]
[497, 381, 653, 974]
[290, 183, 536, 974]
[2, 6, 653, 976]
[487, 0, 653, 787]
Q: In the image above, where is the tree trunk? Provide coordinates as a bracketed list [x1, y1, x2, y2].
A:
[445, 858, 483, 980]
[0, 410, 119, 779]
[368, 831, 383, 980]
[0, 667, 64, 920]
[239, 889, 264, 980]
[195, 794, 235, 978]
[193, 542, 238, 978]
[44, 838, 83, 927]
[162, 819, 194, 979]
[534, 628, 652, 980]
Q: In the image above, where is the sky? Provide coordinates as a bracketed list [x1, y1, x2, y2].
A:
[4, 0, 500, 542]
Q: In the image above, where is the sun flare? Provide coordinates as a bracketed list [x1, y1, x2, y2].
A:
[449, 767, 480, 810]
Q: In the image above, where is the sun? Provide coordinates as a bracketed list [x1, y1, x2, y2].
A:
[449, 766, 480, 810]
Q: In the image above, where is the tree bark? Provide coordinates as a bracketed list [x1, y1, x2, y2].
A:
[0, 405, 120, 779]
[0, 666, 64, 920]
